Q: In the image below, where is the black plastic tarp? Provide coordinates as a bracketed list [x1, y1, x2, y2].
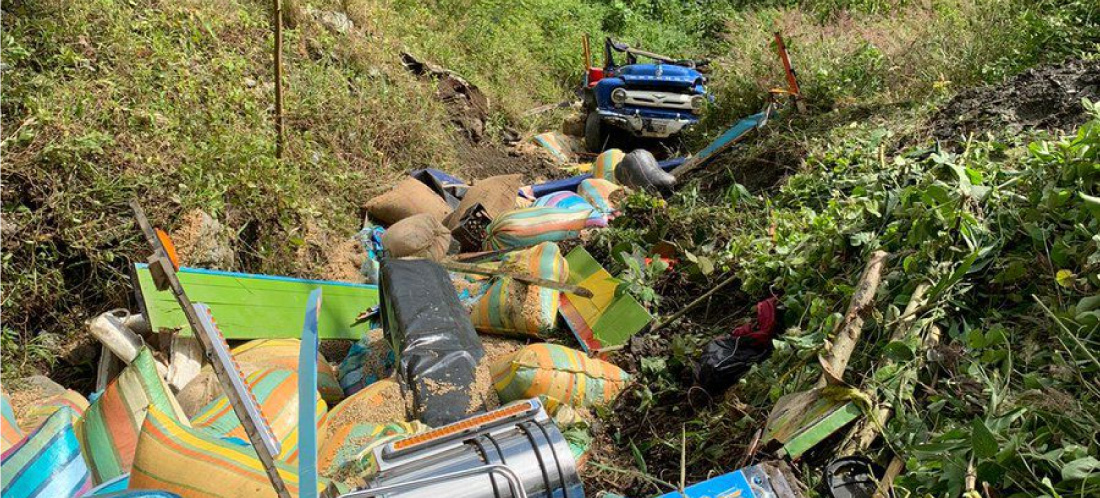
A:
[379, 258, 485, 427]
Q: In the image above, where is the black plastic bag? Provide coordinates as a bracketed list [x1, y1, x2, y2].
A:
[379, 258, 485, 426]
[615, 149, 677, 194]
[697, 336, 773, 393]
[696, 297, 782, 393]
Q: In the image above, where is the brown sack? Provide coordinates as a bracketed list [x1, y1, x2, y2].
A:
[444, 174, 523, 229]
[366, 177, 452, 225]
[382, 214, 452, 260]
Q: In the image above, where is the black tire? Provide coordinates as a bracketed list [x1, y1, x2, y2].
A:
[584, 111, 605, 152]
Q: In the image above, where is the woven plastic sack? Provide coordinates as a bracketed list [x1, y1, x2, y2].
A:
[75, 347, 189, 484]
[322, 379, 408, 442]
[365, 177, 452, 225]
[443, 174, 523, 230]
[591, 149, 625, 182]
[190, 368, 326, 464]
[1, 407, 93, 498]
[318, 421, 427, 485]
[471, 242, 568, 337]
[381, 213, 452, 260]
[532, 192, 607, 226]
[490, 344, 630, 410]
[577, 178, 624, 216]
[85, 474, 129, 496]
[337, 330, 395, 396]
[21, 389, 89, 433]
[1, 387, 22, 453]
[129, 407, 325, 498]
[232, 339, 344, 405]
[484, 207, 604, 250]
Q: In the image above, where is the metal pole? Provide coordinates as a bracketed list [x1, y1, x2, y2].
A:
[274, 0, 285, 159]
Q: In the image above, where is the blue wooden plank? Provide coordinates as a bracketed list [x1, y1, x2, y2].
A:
[297, 289, 322, 498]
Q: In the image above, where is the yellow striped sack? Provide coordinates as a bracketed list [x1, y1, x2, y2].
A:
[490, 343, 631, 411]
[1, 387, 22, 453]
[591, 149, 625, 182]
[190, 368, 326, 465]
[130, 407, 326, 498]
[75, 347, 189, 484]
[577, 178, 623, 216]
[318, 421, 427, 484]
[20, 389, 89, 433]
[471, 242, 568, 337]
[232, 339, 345, 405]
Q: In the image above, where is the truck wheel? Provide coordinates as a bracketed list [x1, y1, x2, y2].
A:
[584, 111, 605, 152]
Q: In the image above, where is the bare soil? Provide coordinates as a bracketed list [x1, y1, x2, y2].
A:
[928, 58, 1100, 144]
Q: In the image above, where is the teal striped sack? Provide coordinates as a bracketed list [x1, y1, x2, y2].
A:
[1, 407, 93, 498]
[533, 192, 607, 226]
[485, 206, 606, 250]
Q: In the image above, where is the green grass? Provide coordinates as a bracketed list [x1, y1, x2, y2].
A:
[1, 1, 1098, 492]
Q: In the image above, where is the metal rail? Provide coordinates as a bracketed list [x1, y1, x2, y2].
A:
[338, 464, 529, 498]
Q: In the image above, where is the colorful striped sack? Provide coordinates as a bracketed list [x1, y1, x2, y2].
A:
[471, 242, 568, 337]
[533, 132, 586, 164]
[1, 387, 22, 453]
[75, 347, 189, 484]
[484, 207, 604, 250]
[21, 390, 89, 433]
[591, 149, 625, 182]
[1, 407, 94, 498]
[129, 407, 325, 498]
[577, 178, 624, 216]
[318, 421, 426, 485]
[85, 474, 129, 495]
[533, 192, 607, 225]
[232, 339, 344, 405]
[190, 368, 326, 465]
[490, 344, 631, 411]
[337, 330, 395, 396]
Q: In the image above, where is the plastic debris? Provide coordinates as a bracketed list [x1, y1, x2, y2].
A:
[380, 258, 485, 426]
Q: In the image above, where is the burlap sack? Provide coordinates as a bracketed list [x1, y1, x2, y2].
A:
[381, 213, 452, 260]
[366, 177, 452, 225]
[444, 174, 523, 229]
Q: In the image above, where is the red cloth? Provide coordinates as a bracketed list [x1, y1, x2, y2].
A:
[732, 297, 779, 347]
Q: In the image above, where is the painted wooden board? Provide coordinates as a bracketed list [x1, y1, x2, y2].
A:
[559, 247, 651, 353]
[671, 109, 772, 178]
[133, 264, 378, 340]
[298, 289, 321, 498]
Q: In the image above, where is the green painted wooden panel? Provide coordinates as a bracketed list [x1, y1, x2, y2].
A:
[134, 264, 379, 340]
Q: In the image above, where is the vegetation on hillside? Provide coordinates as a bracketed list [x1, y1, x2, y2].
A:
[2, 0, 1099, 495]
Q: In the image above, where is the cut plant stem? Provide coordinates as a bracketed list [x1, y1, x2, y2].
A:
[816, 250, 889, 387]
[845, 282, 931, 453]
[651, 272, 740, 332]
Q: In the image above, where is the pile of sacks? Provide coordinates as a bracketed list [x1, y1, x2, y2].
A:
[362, 149, 634, 264]
[2, 331, 631, 498]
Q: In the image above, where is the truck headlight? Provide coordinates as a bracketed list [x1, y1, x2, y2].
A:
[691, 95, 705, 114]
[611, 88, 627, 106]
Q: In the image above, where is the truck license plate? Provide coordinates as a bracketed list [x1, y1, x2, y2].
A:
[649, 121, 667, 134]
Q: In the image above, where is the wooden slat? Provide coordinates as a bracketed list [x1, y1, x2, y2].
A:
[134, 264, 379, 340]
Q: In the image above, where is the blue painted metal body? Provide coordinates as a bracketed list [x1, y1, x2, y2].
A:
[298, 288, 323, 498]
[590, 63, 709, 137]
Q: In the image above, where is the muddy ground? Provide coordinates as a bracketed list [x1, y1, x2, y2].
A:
[928, 58, 1099, 144]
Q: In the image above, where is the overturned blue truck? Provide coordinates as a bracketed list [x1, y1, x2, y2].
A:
[581, 37, 712, 152]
